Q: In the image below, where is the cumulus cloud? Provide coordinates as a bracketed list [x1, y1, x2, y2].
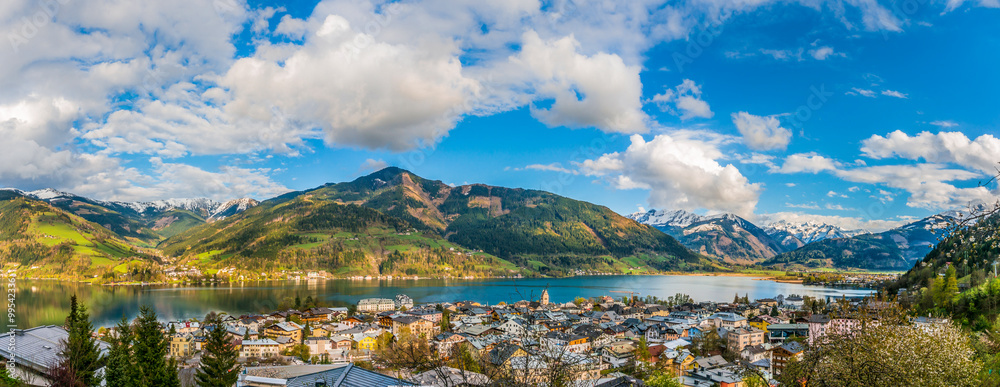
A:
[860, 130, 1000, 174]
[731, 112, 792, 151]
[512, 31, 648, 133]
[652, 79, 713, 120]
[774, 153, 840, 174]
[579, 133, 760, 216]
[834, 164, 992, 209]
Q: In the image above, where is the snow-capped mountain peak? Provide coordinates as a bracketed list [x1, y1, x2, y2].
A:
[209, 198, 260, 221]
[108, 198, 221, 215]
[26, 188, 74, 200]
[762, 220, 866, 244]
[628, 209, 706, 228]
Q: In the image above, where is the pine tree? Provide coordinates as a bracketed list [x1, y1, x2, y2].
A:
[734, 293, 740, 304]
[132, 306, 180, 387]
[770, 306, 779, 317]
[105, 316, 139, 387]
[195, 314, 240, 387]
[55, 295, 105, 386]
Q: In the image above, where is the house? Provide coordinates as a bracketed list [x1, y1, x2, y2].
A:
[766, 323, 808, 343]
[407, 308, 443, 323]
[169, 333, 195, 358]
[433, 332, 468, 356]
[0, 326, 110, 384]
[390, 315, 438, 338]
[783, 296, 804, 309]
[265, 321, 303, 343]
[394, 294, 414, 309]
[237, 363, 413, 387]
[771, 341, 804, 376]
[709, 313, 748, 329]
[540, 331, 590, 353]
[304, 336, 333, 358]
[682, 366, 744, 387]
[166, 321, 201, 334]
[602, 340, 636, 368]
[353, 333, 380, 351]
[239, 338, 280, 359]
[807, 314, 860, 345]
[329, 334, 353, 350]
[358, 298, 396, 313]
[726, 326, 765, 353]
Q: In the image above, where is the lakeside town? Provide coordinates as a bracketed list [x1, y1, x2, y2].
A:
[0, 287, 966, 387]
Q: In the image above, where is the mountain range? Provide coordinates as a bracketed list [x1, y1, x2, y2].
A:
[629, 208, 955, 270]
[0, 168, 716, 281]
[0, 168, 967, 281]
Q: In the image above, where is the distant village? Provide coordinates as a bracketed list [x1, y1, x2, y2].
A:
[0, 289, 949, 387]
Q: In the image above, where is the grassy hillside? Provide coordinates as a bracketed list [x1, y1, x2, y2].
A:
[0, 193, 157, 281]
[160, 167, 711, 277]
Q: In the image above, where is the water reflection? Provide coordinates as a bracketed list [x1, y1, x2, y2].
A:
[13, 275, 873, 330]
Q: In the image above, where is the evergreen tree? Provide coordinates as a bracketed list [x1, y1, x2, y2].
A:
[770, 306, 779, 317]
[734, 293, 740, 304]
[55, 295, 105, 386]
[132, 306, 179, 387]
[195, 314, 240, 387]
[105, 316, 139, 387]
[294, 296, 302, 310]
[944, 265, 959, 306]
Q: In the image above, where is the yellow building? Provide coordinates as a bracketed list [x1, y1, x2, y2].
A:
[748, 320, 770, 332]
[169, 334, 194, 358]
[353, 333, 378, 351]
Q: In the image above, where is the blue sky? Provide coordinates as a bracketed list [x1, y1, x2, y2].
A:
[1, 0, 999, 231]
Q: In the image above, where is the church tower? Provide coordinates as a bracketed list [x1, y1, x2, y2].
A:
[540, 289, 550, 305]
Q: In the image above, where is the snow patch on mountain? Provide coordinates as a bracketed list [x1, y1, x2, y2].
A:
[628, 209, 706, 228]
[762, 220, 866, 244]
[209, 198, 260, 221]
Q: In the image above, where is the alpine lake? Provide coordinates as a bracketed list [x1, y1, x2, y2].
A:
[7, 275, 874, 331]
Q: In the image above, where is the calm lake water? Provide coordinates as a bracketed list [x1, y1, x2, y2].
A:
[10, 275, 873, 330]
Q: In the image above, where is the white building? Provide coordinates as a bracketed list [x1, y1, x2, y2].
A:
[358, 298, 396, 313]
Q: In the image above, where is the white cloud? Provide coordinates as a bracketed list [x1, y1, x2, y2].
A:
[512, 31, 648, 133]
[785, 202, 820, 210]
[825, 203, 852, 211]
[929, 120, 958, 128]
[809, 46, 839, 60]
[774, 153, 840, 174]
[881, 89, 908, 98]
[834, 164, 993, 209]
[847, 88, 877, 97]
[861, 130, 1000, 174]
[731, 112, 791, 151]
[218, 14, 481, 152]
[524, 163, 577, 174]
[579, 133, 760, 216]
[652, 79, 713, 120]
[358, 158, 389, 174]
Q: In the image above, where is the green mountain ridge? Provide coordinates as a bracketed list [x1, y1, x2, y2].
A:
[157, 167, 712, 277]
[0, 191, 157, 280]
